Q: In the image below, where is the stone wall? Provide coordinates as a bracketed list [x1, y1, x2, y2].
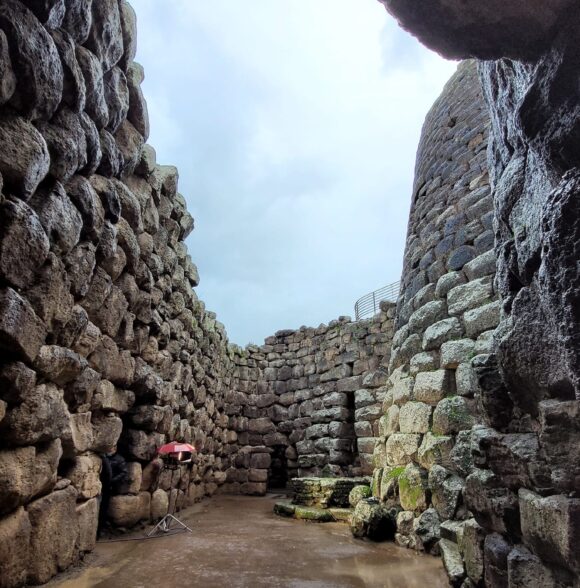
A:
[380, 2, 580, 587]
[0, 2, 235, 586]
[222, 307, 396, 495]
[368, 59, 502, 577]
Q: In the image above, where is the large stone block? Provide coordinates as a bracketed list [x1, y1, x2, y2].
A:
[350, 498, 397, 541]
[429, 465, 463, 521]
[379, 0, 570, 61]
[447, 277, 493, 316]
[35, 345, 85, 386]
[150, 488, 169, 520]
[464, 469, 519, 536]
[399, 401, 432, 434]
[0, 198, 49, 289]
[0, 288, 46, 363]
[399, 463, 429, 512]
[519, 489, 580, 574]
[508, 544, 572, 588]
[417, 432, 454, 469]
[459, 518, 486, 585]
[108, 492, 151, 527]
[0, 507, 30, 588]
[76, 497, 99, 553]
[408, 300, 447, 335]
[0, 30, 16, 106]
[91, 413, 123, 454]
[64, 454, 101, 500]
[440, 339, 475, 369]
[27, 486, 79, 585]
[0, 383, 69, 445]
[0, 1, 63, 120]
[30, 182, 82, 255]
[85, 0, 123, 72]
[0, 441, 61, 515]
[439, 538, 465, 587]
[464, 301, 500, 338]
[423, 317, 463, 351]
[432, 396, 475, 435]
[385, 433, 421, 466]
[414, 369, 455, 405]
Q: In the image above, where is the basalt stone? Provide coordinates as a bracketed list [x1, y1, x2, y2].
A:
[65, 176, 105, 241]
[104, 66, 129, 133]
[519, 490, 580, 575]
[464, 469, 520, 536]
[50, 28, 86, 112]
[0, 30, 16, 105]
[62, 0, 93, 44]
[440, 538, 466, 587]
[89, 175, 121, 223]
[20, 0, 65, 29]
[37, 109, 88, 182]
[413, 508, 441, 554]
[35, 345, 85, 386]
[0, 116, 49, 199]
[76, 45, 108, 128]
[30, 182, 82, 255]
[0, 198, 49, 289]
[119, 1, 137, 71]
[380, 0, 572, 61]
[126, 62, 149, 140]
[85, 0, 123, 73]
[0, 288, 46, 363]
[97, 128, 124, 178]
[26, 252, 74, 334]
[78, 112, 103, 175]
[0, 0, 63, 120]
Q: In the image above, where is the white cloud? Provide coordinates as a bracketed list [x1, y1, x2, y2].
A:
[130, 0, 457, 344]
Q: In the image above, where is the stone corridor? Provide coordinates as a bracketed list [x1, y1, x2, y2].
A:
[48, 494, 447, 588]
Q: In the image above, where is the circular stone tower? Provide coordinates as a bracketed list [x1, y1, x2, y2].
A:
[372, 61, 498, 564]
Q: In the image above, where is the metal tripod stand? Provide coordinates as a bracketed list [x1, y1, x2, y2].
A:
[147, 459, 193, 537]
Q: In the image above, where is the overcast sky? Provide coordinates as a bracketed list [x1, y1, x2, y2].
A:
[130, 0, 457, 345]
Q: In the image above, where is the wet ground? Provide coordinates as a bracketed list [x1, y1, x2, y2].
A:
[48, 494, 449, 588]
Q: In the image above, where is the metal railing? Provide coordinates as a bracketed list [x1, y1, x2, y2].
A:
[354, 281, 400, 321]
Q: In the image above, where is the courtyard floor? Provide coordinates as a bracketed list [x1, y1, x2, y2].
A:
[47, 494, 448, 588]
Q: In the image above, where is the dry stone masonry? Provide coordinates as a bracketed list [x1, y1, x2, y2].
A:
[379, 2, 580, 587]
[222, 308, 396, 496]
[0, 1, 578, 588]
[365, 59, 501, 570]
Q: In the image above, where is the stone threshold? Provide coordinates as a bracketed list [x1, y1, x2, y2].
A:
[273, 499, 352, 523]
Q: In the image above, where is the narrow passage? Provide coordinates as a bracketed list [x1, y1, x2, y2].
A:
[48, 494, 448, 588]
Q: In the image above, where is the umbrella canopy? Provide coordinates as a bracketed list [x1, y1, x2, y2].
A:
[158, 441, 196, 455]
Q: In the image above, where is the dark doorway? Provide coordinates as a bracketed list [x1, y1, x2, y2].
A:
[268, 445, 288, 489]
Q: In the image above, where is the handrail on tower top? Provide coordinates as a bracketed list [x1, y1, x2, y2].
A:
[354, 281, 400, 321]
